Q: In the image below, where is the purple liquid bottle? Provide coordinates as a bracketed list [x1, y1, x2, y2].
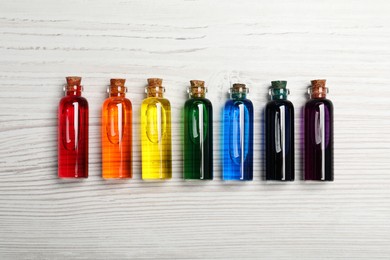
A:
[304, 79, 333, 181]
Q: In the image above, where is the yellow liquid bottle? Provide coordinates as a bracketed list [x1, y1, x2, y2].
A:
[141, 78, 172, 180]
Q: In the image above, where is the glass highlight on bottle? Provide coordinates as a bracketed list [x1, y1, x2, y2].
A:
[222, 83, 254, 180]
[184, 80, 213, 180]
[141, 78, 172, 180]
[304, 79, 334, 181]
[58, 76, 89, 178]
[265, 81, 295, 181]
[101, 78, 132, 179]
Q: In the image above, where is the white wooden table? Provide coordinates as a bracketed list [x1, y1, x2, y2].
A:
[1, 0, 390, 259]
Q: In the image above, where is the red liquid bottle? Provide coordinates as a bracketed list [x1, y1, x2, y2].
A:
[58, 77, 89, 178]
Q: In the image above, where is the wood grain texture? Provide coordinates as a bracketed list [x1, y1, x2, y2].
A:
[1, 0, 390, 259]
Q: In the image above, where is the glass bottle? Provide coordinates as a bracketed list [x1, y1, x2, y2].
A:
[304, 79, 334, 181]
[222, 83, 254, 181]
[58, 76, 89, 178]
[265, 81, 295, 181]
[184, 80, 213, 180]
[101, 78, 132, 179]
[141, 78, 172, 180]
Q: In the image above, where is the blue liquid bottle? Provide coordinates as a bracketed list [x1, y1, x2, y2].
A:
[222, 83, 254, 180]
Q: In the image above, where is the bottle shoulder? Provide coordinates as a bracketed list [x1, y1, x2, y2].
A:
[60, 96, 88, 107]
[142, 97, 171, 107]
[266, 100, 294, 109]
[305, 98, 333, 108]
[225, 99, 253, 108]
[103, 97, 132, 107]
[185, 98, 212, 107]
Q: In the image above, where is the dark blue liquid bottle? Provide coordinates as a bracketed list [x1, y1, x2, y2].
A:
[223, 83, 253, 180]
[265, 81, 294, 181]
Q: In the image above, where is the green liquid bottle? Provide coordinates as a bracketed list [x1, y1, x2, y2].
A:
[183, 80, 213, 180]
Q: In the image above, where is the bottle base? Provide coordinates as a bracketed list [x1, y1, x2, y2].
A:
[103, 176, 132, 179]
[184, 177, 213, 181]
[142, 177, 171, 181]
[58, 176, 88, 179]
[222, 178, 253, 181]
[266, 178, 295, 182]
[304, 179, 334, 182]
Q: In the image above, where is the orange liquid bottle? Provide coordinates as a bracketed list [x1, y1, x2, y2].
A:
[101, 78, 132, 179]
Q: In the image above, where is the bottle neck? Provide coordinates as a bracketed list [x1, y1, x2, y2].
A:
[269, 88, 289, 101]
[308, 87, 328, 99]
[110, 93, 126, 98]
[65, 85, 83, 97]
[230, 83, 248, 100]
[108, 85, 127, 98]
[190, 93, 206, 98]
[310, 95, 326, 100]
[230, 92, 247, 100]
[146, 86, 165, 98]
[188, 86, 206, 99]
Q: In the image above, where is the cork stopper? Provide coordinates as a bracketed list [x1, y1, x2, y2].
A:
[110, 78, 125, 87]
[146, 78, 164, 97]
[271, 81, 287, 89]
[269, 80, 289, 100]
[109, 78, 127, 96]
[309, 79, 327, 99]
[190, 80, 205, 87]
[311, 79, 326, 89]
[189, 80, 206, 97]
[147, 78, 163, 87]
[232, 83, 247, 92]
[64, 76, 83, 94]
[66, 76, 81, 86]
